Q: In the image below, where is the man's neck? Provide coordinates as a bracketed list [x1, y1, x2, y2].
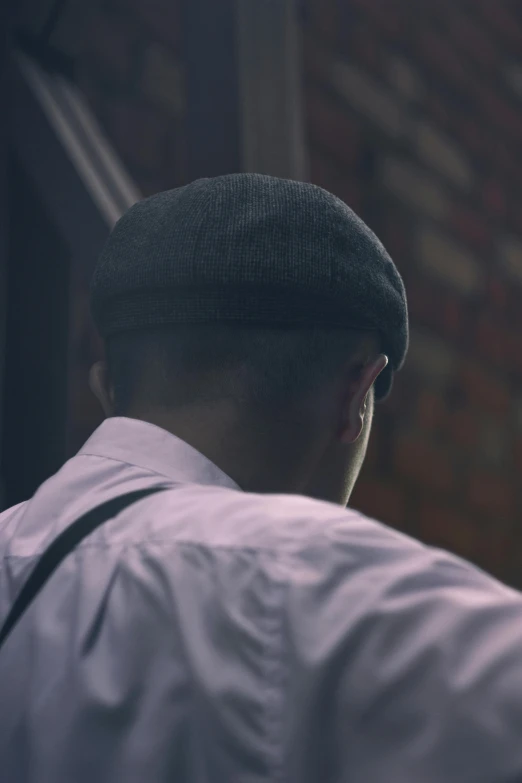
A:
[125, 405, 316, 496]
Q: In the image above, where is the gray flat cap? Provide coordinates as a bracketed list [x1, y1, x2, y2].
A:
[90, 173, 408, 399]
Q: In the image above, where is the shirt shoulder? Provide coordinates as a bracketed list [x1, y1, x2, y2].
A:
[129, 483, 518, 601]
[233, 496, 522, 782]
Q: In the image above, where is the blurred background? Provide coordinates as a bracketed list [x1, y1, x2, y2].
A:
[2, 0, 522, 587]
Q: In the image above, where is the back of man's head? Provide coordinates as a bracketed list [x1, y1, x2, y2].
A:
[105, 325, 373, 415]
[90, 174, 408, 504]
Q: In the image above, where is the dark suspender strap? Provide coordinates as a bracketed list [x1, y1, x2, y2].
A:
[0, 485, 169, 651]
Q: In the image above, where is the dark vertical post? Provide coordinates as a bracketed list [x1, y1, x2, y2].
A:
[181, 0, 307, 181]
[0, 1, 18, 508]
[181, 0, 242, 180]
[235, 0, 308, 180]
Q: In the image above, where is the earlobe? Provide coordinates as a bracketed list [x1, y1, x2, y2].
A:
[339, 391, 366, 445]
[340, 354, 388, 444]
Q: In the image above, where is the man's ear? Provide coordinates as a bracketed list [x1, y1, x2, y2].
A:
[339, 354, 388, 444]
[89, 361, 114, 417]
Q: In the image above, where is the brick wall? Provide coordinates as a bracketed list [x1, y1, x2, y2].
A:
[49, 0, 186, 195]
[303, 0, 522, 587]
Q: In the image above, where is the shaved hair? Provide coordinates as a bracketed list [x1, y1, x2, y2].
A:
[106, 326, 370, 416]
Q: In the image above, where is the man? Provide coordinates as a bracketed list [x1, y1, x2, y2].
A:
[1, 174, 522, 782]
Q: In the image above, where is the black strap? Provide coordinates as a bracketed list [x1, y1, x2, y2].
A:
[0, 486, 169, 651]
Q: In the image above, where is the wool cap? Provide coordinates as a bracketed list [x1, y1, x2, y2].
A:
[90, 173, 408, 400]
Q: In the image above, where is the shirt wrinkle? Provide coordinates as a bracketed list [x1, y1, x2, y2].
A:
[1, 416, 522, 783]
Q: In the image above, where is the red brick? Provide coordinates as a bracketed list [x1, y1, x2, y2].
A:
[450, 206, 491, 250]
[507, 307, 522, 346]
[425, 93, 450, 129]
[453, 115, 489, 162]
[408, 279, 444, 329]
[459, 363, 511, 417]
[478, 419, 510, 470]
[305, 88, 361, 168]
[416, 391, 446, 431]
[416, 30, 470, 91]
[410, 285, 472, 342]
[510, 334, 522, 380]
[442, 296, 463, 336]
[483, 180, 506, 217]
[407, 331, 455, 386]
[448, 10, 497, 68]
[386, 55, 423, 101]
[351, 478, 406, 528]
[419, 505, 481, 562]
[394, 435, 454, 493]
[516, 204, 522, 232]
[382, 370, 417, 418]
[488, 278, 509, 310]
[513, 437, 522, 474]
[477, 525, 513, 576]
[491, 140, 516, 177]
[447, 409, 478, 450]
[332, 62, 408, 138]
[479, 2, 522, 50]
[468, 473, 516, 519]
[475, 86, 522, 138]
[417, 124, 474, 190]
[475, 315, 512, 366]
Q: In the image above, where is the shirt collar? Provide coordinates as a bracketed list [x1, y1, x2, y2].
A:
[78, 416, 241, 491]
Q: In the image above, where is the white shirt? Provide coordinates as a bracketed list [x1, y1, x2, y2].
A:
[1, 416, 522, 783]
